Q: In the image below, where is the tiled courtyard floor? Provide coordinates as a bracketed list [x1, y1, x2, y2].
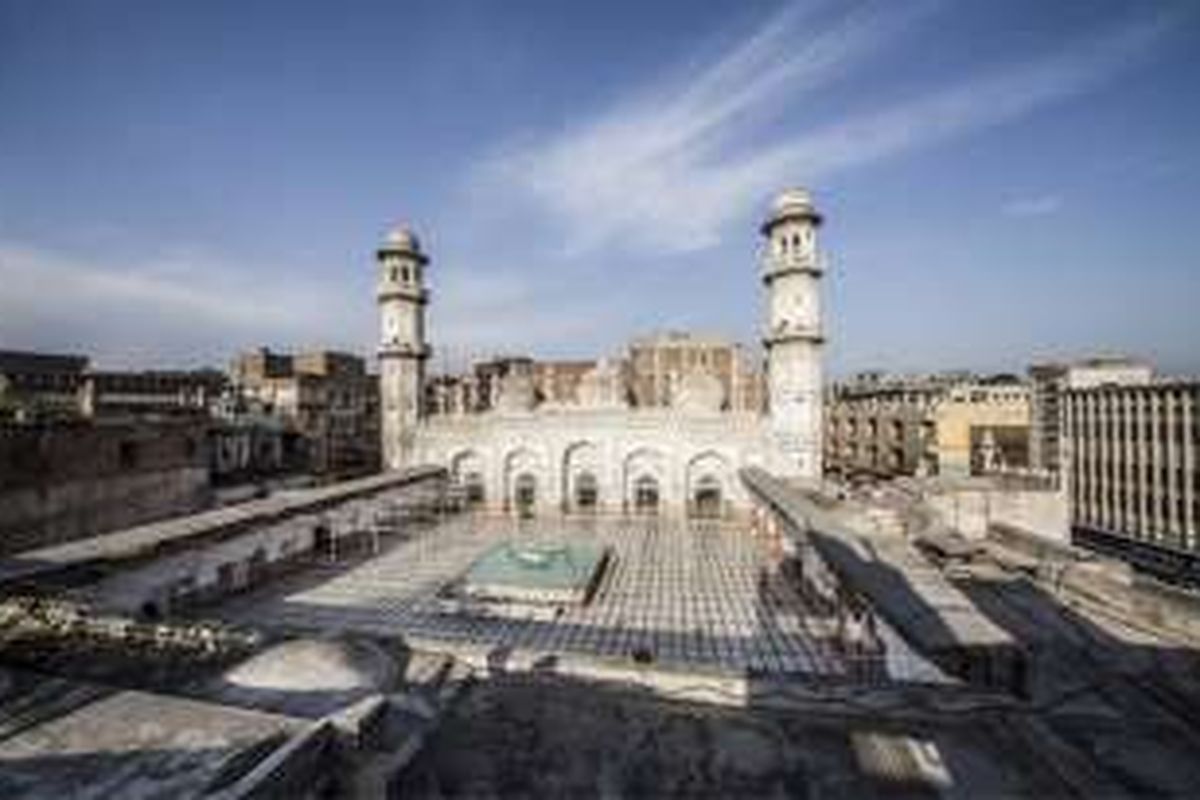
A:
[215, 514, 868, 678]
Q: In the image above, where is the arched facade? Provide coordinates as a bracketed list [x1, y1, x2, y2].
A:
[503, 447, 548, 515]
[562, 441, 602, 514]
[450, 449, 487, 507]
[685, 450, 733, 518]
[623, 447, 669, 514]
[423, 422, 761, 517]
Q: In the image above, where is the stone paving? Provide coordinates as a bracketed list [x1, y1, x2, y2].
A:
[216, 514, 852, 678]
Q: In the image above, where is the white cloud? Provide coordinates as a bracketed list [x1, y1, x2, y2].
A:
[0, 242, 372, 368]
[1002, 194, 1063, 217]
[471, 3, 1175, 257]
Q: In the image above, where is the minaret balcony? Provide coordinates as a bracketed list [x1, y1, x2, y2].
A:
[377, 285, 430, 304]
[762, 253, 824, 283]
[763, 323, 825, 347]
[378, 342, 431, 360]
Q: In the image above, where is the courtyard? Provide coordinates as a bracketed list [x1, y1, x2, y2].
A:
[211, 511, 941, 682]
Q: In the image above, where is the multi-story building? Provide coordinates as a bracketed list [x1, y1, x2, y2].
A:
[934, 377, 1031, 478]
[78, 369, 226, 420]
[0, 350, 89, 421]
[1065, 380, 1199, 574]
[824, 373, 943, 477]
[825, 372, 1031, 479]
[628, 332, 764, 413]
[231, 348, 380, 478]
[1029, 357, 1153, 483]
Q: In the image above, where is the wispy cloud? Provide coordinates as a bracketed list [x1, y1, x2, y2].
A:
[471, 2, 1177, 256]
[1002, 194, 1063, 217]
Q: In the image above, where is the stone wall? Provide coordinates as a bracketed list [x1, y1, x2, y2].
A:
[0, 420, 212, 555]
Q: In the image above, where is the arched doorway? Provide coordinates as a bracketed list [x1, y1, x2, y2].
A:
[451, 451, 487, 510]
[634, 475, 660, 515]
[514, 472, 537, 518]
[692, 475, 723, 518]
[463, 471, 485, 508]
[574, 471, 598, 513]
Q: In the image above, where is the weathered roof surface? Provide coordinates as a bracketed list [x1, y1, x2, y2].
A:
[0, 465, 442, 586]
[0, 668, 304, 800]
[740, 467, 1013, 654]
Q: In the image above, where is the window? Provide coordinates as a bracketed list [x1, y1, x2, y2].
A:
[118, 440, 139, 470]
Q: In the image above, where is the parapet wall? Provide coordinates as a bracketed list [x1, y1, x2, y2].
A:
[741, 467, 1027, 695]
[0, 465, 445, 589]
[0, 420, 212, 555]
[987, 522, 1200, 642]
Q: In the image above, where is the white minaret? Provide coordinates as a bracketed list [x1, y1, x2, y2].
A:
[376, 225, 430, 470]
[761, 188, 825, 479]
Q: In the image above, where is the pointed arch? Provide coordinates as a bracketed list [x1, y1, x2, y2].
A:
[622, 447, 668, 514]
[562, 440, 602, 513]
[686, 450, 732, 518]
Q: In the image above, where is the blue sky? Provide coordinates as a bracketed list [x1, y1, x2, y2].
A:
[1, 0, 1198, 376]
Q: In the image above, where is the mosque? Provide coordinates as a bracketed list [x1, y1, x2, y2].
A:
[376, 188, 827, 517]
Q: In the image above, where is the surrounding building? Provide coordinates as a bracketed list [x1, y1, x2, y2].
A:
[627, 331, 765, 413]
[825, 372, 944, 477]
[231, 348, 380, 478]
[0, 351, 229, 422]
[208, 392, 292, 485]
[79, 368, 227, 420]
[377, 189, 827, 516]
[1029, 357, 1153, 483]
[0, 350, 89, 421]
[1064, 379, 1199, 574]
[825, 372, 1031, 478]
[934, 377, 1031, 478]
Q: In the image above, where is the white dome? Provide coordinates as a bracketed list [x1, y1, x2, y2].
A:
[772, 187, 814, 214]
[762, 187, 821, 233]
[224, 637, 396, 693]
[383, 225, 422, 252]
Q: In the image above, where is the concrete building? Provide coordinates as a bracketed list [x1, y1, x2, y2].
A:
[825, 372, 1031, 479]
[825, 373, 943, 478]
[377, 189, 828, 516]
[79, 369, 226, 420]
[231, 348, 380, 478]
[628, 331, 765, 412]
[1065, 379, 1199, 572]
[0, 350, 89, 422]
[934, 377, 1031, 478]
[1029, 357, 1153, 482]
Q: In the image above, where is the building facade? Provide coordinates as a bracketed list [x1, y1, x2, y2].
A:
[1065, 380, 1199, 567]
[231, 348, 380, 478]
[1029, 357, 1153, 483]
[825, 373, 942, 478]
[377, 189, 828, 516]
[0, 350, 89, 422]
[79, 369, 226, 420]
[825, 372, 1031, 479]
